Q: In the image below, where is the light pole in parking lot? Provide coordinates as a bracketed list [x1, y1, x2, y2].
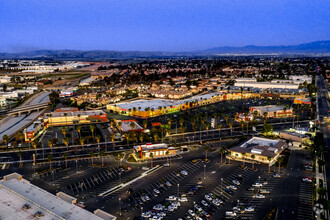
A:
[119, 172, 121, 185]
[177, 183, 179, 197]
[141, 206, 143, 216]
[76, 160, 78, 173]
[193, 201, 196, 219]
[204, 164, 206, 180]
[119, 197, 121, 216]
[221, 178, 223, 195]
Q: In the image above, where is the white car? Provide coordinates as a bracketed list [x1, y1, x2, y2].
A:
[145, 195, 150, 201]
[302, 177, 312, 183]
[154, 189, 160, 194]
[188, 209, 195, 216]
[259, 189, 270, 194]
[244, 206, 255, 212]
[205, 194, 212, 201]
[194, 204, 202, 212]
[181, 170, 188, 176]
[212, 199, 221, 207]
[167, 196, 177, 201]
[232, 180, 240, 185]
[142, 212, 152, 218]
[167, 206, 175, 212]
[233, 206, 241, 212]
[178, 197, 188, 202]
[254, 194, 265, 199]
[229, 185, 237, 190]
[226, 211, 237, 217]
[252, 183, 263, 187]
[201, 200, 208, 207]
[166, 181, 172, 187]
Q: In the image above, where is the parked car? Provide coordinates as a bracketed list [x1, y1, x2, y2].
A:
[229, 185, 237, 190]
[244, 206, 255, 212]
[194, 204, 203, 212]
[302, 177, 313, 183]
[178, 197, 188, 202]
[253, 194, 265, 199]
[166, 181, 172, 187]
[154, 189, 160, 194]
[181, 170, 188, 176]
[201, 200, 209, 207]
[273, 173, 281, 178]
[259, 189, 270, 194]
[252, 183, 263, 187]
[205, 194, 212, 201]
[232, 180, 240, 185]
[188, 209, 195, 216]
[225, 188, 233, 195]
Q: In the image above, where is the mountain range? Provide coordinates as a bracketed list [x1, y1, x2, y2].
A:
[0, 41, 329, 59]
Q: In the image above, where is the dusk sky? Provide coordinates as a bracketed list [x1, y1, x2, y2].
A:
[0, 0, 329, 52]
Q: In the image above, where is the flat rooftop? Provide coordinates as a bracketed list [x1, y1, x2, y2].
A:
[0, 173, 103, 220]
[133, 143, 170, 151]
[44, 110, 106, 118]
[113, 92, 224, 111]
[250, 105, 290, 112]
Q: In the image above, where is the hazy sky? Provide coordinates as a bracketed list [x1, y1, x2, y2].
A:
[0, 0, 329, 52]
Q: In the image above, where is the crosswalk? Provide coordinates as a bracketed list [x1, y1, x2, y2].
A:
[296, 182, 313, 220]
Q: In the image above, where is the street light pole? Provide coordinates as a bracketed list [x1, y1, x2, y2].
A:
[177, 183, 179, 197]
[193, 201, 196, 220]
[221, 178, 223, 196]
[76, 160, 78, 173]
[119, 172, 121, 185]
[204, 164, 206, 180]
[119, 198, 121, 216]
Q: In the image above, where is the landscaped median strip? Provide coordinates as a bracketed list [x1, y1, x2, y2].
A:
[98, 165, 162, 197]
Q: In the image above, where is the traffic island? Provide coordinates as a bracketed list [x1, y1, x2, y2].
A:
[98, 165, 162, 197]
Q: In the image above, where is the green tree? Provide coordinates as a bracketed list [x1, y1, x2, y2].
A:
[2, 134, 9, 148]
[99, 150, 105, 166]
[89, 151, 95, 166]
[62, 153, 69, 168]
[62, 137, 69, 151]
[219, 147, 225, 164]
[251, 154, 255, 169]
[150, 152, 154, 168]
[277, 157, 283, 173]
[47, 154, 53, 169]
[17, 151, 23, 167]
[267, 156, 272, 172]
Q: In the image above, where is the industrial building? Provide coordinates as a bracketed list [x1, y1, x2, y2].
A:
[0, 173, 116, 220]
[44, 108, 108, 127]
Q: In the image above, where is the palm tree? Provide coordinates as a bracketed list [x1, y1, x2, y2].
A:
[153, 133, 159, 142]
[251, 154, 255, 169]
[143, 120, 148, 129]
[205, 123, 210, 136]
[99, 150, 105, 166]
[76, 125, 82, 138]
[179, 117, 184, 128]
[80, 138, 85, 151]
[47, 154, 53, 169]
[32, 140, 38, 157]
[110, 133, 115, 151]
[267, 156, 272, 172]
[226, 151, 231, 164]
[2, 134, 9, 149]
[64, 113, 68, 126]
[224, 114, 229, 125]
[217, 124, 222, 137]
[48, 140, 53, 153]
[61, 127, 67, 137]
[228, 121, 233, 136]
[242, 152, 246, 167]
[89, 151, 95, 166]
[263, 112, 268, 124]
[118, 122, 122, 131]
[139, 133, 144, 143]
[16, 132, 24, 147]
[166, 150, 170, 165]
[95, 135, 101, 153]
[130, 122, 135, 131]
[90, 125, 95, 141]
[62, 153, 69, 168]
[17, 151, 23, 168]
[204, 146, 210, 160]
[240, 121, 245, 132]
[253, 111, 259, 120]
[277, 157, 283, 173]
[219, 147, 225, 164]
[150, 152, 154, 168]
[62, 137, 69, 151]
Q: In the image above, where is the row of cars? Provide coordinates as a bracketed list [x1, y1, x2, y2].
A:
[141, 195, 189, 219]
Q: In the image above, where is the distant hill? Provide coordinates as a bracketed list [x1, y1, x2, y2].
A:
[202, 41, 330, 54]
[0, 40, 329, 59]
